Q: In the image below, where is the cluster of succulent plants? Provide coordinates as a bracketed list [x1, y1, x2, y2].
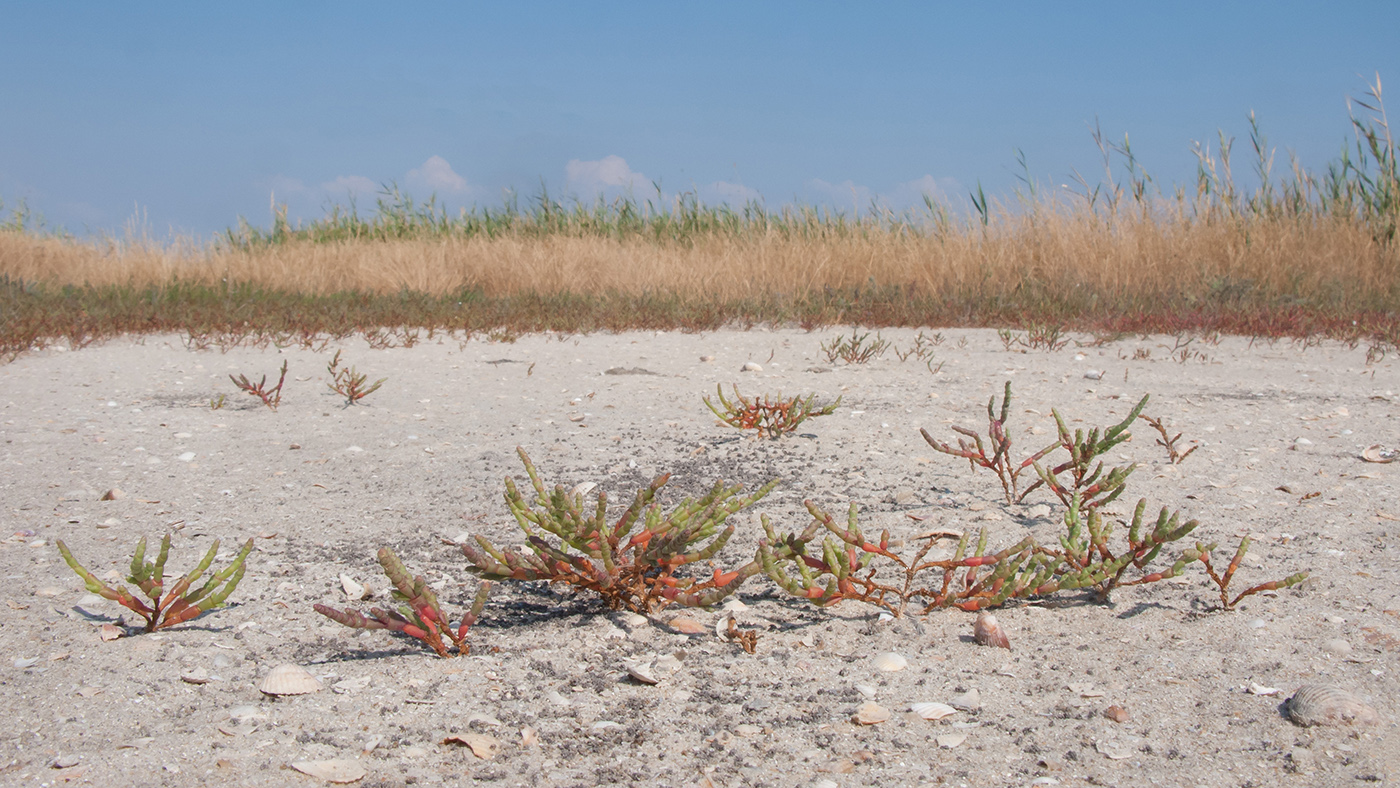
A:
[53, 379, 1307, 659]
[326, 349, 386, 405]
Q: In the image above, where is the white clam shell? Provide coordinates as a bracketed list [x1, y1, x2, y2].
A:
[873, 652, 908, 672]
[1285, 684, 1378, 727]
[569, 482, 598, 499]
[910, 702, 958, 720]
[626, 661, 660, 685]
[258, 664, 322, 696]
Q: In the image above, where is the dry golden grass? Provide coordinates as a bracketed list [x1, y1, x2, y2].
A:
[4, 210, 1394, 307]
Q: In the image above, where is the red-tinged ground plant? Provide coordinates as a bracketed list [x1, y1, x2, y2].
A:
[326, 349, 385, 405]
[1139, 413, 1199, 464]
[460, 447, 778, 613]
[1023, 393, 1149, 510]
[230, 359, 287, 410]
[56, 534, 253, 632]
[920, 382, 1059, 503]
[759, 495, 1307, 614]
[315, 547, 491, 657]
[704, 385, 840, 439]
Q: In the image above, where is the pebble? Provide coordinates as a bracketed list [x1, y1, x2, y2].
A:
[51, 755, 80, 769]
[177, 452, 196, 462]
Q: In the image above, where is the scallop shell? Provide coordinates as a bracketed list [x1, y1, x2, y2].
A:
[872, 652, 908, 672]
[1285, 684, 1378, 727]
[851, 701, 890, 725]
[910, 702, 958, 720]
[1361, 444, 1397, 463]
[258, 664, 322, 696]
[973, 612, 1010, 649]
[569, 481, 598, 499]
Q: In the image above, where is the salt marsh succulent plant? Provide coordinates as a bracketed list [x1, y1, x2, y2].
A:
[315, 547, 491, 657]
[56, 534, 252, 632]
[460, 447, 777, 613]
[704, 385, 840, 439]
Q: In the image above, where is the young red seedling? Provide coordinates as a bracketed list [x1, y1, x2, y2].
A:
[704, 385, 840, 439]
[230, 360, 287, 410]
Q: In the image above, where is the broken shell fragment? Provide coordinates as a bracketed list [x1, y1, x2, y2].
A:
[258, 664, 322, 696]
[668, 616, 706, 635]
[910, 702, 958, 720]
[626, 661, 660, 685]
[1361, 444, 1396, 463]
[569, 482, 598, 499]
[872, 652, 908, 672]
[290, 760, 367, 784]
[339, 574, 368, 600]
[936, 732, 968, 748]
[973, 612, 1010, 649]
[180, 668, 210, 685]
[1103, 705, 1130, 723]
[948, 688, 980, 711]
[851, 702, 891, 725]
[443, 733, 500, 759]
[1285, 684, 1379, 727]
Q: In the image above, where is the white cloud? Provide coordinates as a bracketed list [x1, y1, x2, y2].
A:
[320, 175, 379, 199]
[405, 155, 469, 194]
[804, 178, 876, 213]
[802, 175, 964, 215]
[697, 180, 762, 205]
[566, 155, 648, 195]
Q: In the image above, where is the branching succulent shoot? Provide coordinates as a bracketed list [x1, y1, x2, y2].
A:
[461, 447, 777, 613]
[315, 547, 490, 657]
[57, 535, 253, 632]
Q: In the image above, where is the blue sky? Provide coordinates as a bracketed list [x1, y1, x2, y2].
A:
[2, 2, 1397, 238]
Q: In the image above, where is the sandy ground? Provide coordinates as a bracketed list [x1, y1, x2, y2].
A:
[1, 327, 1398, 788]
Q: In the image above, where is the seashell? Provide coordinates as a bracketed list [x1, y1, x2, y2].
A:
[1248, 682, 1281, 696]
[258, 664, 322, 696]
[100, 487, 125, 501]
[467, 712, 502, 727]
[699, 355, 716, 362]
[1095, 737, 1140, 760]
[520, 726, 539, 747]
[855, 683, 878, 699]
[626, 661, 660, 685]
[291, 759, 368, 783]
[99, 624, 123, 641]
[948, 688, 980, 711]
[973, 612, 1010, 649]
[910, 702, 958, 720]
[936, 732, 968, 748]
[617, 611, 647, 628]
[741, 362, 762, 372]
[443, 733, 501, 759]
[1083, 370, 1104, 381]
[654, 653, 683, 673]
[1103, 705, 1130, 723]
[668, 616, 706, 635]
[1361, 444, 1396, 463]
[1285, 684, 1379, 727]
[851, 701, 891, 725]
[180, 668, 210, 685]
[339, 573, 368, 600]
[569, 482, 598, 499]
[872, 652, 908, 672]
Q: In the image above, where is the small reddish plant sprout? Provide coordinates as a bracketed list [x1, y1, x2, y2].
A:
[821, 331, 889, 364]
[56, 534, 253, 633]
[920, 381, 1059, 504]
[315, 548, 491, 657]
[230, 360, 287, 410]
[703, 385, 840, 439]
[1196, 537, 1309, 610]
[326, 350, 385, 406]
[460, 447, 777, 614]
[1138, 413, 1198, 464]
[893, 332, 945, 372]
